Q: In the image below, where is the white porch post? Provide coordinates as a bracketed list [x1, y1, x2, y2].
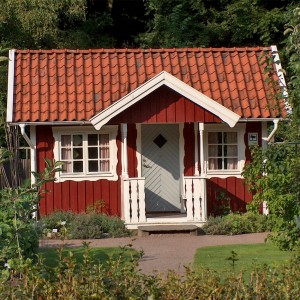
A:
[199, 123, 205, 176]
[194, 122, 199, 176]
[199, 122, 207, 221]
[121, 123, 128, 178]
[121, 123, 128, 221]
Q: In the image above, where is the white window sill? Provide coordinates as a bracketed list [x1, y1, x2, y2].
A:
[205, 170, 243, 179]
[57, 172, 118, 182]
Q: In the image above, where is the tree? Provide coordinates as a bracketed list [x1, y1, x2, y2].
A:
[138, 0, 294, 48]
[243, 6, 300, 250]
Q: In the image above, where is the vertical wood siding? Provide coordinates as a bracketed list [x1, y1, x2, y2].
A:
[109, 86, 222, 124]
[37, 125, 127, 217]
[183, 123, 196, 176]
[37, 119, 261, 217]
[206, 122, 262, 215]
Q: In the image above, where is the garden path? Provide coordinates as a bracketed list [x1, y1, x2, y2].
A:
[40, 232, 268, 275]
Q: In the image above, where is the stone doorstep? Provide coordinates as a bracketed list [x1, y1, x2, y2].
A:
[137, 225, 200, 237]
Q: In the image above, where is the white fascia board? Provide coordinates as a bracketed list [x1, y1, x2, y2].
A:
[90, 71, 241, 130]
[6, 49, 15, 123]
[270, 45, 292, 114]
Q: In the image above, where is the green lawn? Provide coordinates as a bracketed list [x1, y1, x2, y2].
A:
[194, 243, 293, 280]
[39, 247, 138, 268]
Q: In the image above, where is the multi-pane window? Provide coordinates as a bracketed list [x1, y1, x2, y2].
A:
[60, 133, 110, 174]
[87, 134, 110, 173]
[207, 132, 238, 170]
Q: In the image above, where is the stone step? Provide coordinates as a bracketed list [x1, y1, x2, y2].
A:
[137, 224, 200, 237]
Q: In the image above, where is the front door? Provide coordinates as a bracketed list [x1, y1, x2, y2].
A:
[141, 124, 180, 212]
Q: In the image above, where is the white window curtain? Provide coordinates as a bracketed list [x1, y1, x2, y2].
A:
[208, 131, 238, 171]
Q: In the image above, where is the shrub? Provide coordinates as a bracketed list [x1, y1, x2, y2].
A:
[68, 212, 131, 239]
[243, 145, 300, 250]
[40, 210, 75, 237]
[202, 212, 271, 235]
[0, 159, 62, 271]
[2, 243, 300, 299]
[40, 211, 131, 239]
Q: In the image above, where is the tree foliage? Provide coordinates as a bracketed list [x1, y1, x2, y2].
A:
[138, 0, 295, 48]
[243, 146, 300, 250]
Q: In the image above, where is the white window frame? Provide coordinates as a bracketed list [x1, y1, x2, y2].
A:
[53, 126, 118, 182]
[204, 123, 246, 178]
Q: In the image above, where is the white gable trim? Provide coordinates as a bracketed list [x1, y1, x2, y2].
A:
[6, 49, 15, 123]
[90, 71, 240, 130]
[270, 45, 291, 114]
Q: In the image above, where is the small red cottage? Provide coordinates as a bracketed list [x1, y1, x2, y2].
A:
[7, 47, 289, 228]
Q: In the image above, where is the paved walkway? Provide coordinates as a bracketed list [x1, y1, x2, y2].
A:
[40, 232, 268, 275]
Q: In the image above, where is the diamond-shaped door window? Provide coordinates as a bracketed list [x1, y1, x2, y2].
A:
[153, 134, 167, 148]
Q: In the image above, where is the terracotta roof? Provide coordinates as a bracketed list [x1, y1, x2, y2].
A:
[10, 47, 288, 123]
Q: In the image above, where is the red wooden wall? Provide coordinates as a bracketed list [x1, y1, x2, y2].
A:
[109, 86, 222, 124]
[37, 120, 261, 217]
[37, 125, 138, 216]
[183, 122, 262, 215]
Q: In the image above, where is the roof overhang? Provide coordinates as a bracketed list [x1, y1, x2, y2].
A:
[90, 71, 241, 130]
[6, 49, 15, 123]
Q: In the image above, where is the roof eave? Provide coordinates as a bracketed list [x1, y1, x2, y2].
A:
[6, 49, 15, 123]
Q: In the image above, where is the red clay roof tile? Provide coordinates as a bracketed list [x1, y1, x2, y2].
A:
[11, 47, 287, 123]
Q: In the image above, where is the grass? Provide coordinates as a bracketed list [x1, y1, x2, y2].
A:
[39, 246, 139, 268]
[194, 243, 293, 280]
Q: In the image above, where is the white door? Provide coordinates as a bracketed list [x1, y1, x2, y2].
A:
[141, 124, 180, 212]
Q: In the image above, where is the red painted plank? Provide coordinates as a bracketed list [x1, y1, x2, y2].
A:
[185, 100, 195, 122]
[207, 178, 218, 215]
[93, 180, 102, 212]
[235, 178, 245, 211]
[45, 182, 54, 215]
[204, 110, 214, 122]
[194, 105, 205, 122]
[53, 183, 62, 211]
[175, 97, 185, 122]
[109, 181, 118, 215]
[61, 180, 70, 211]
[101, 180, 110, 214]
[77, 181, 86, 212]
[226, 177, 236, 211]
[148, 93, 157, 123]
[183, 123, 194, 176]
[156, 91, 167, 122]
[70, 181, 78, 212]
[86, 181, 94, 209]
[166, 95, 176, 122]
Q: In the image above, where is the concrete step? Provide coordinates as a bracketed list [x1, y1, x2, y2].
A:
[137, 224, 201, 237]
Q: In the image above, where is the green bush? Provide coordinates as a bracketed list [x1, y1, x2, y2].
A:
[0, 187, 40, 268]
[68, 213, 130, 239]
[2, 243, 300, 299]
[0, 159, 62, 271]
[202, 212, 271, 235]
[40, 210, 75, 236]
[40, 211, 131, 239]
[243, 145, 300, 250]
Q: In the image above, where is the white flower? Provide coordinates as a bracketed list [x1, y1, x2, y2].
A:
[263, 159, 267, 164]
[52, 228, 58, 233]
[4, 263, 10, 269]
[61, 221, 66, 226]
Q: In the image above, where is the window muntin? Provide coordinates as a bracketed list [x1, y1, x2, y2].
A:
[60, 133, 111, 175]
[207, 131, 238, 170]
[87, 133, 110, 173]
